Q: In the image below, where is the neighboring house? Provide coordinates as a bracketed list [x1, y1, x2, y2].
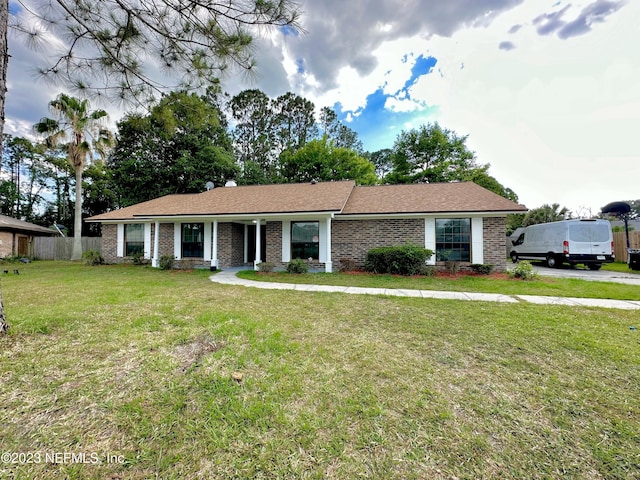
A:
[0, 215, 59, 258]
[87, 181, 528, 272]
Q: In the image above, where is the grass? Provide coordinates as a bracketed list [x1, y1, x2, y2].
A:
[238, 268, 640, 301]
[603, 261, 640, 274]
[1, 261, 639, 479]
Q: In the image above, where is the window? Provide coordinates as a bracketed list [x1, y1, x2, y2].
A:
[436, 219, 471, 262]
[125, 224, 144, 256]
[291, 222, 319, 260]
[182, 223, 204, 258]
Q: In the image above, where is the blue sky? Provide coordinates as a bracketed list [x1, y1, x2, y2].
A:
[332, 55, 438, 152]
[5, 0, 639, 216]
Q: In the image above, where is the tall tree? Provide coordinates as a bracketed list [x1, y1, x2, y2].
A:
[367, 148, 394, 180]
[109, 91, 238, 206]
[34, 94, 113, 260]
[272, 92, 317, 154]
[1, 135, 53, 221]
[523, 203, 570, 227]
[387, 122, 479, 184]
[280, 138, 377, 185]
[229, 89, 276, 182]
[318, 106, 363, 153]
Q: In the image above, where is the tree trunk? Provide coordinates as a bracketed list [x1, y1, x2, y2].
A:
[0, 0, 7, 143]
[0, 0, 9, 334]
[0, 281, 8, 335]
[71, 166, 83, 261]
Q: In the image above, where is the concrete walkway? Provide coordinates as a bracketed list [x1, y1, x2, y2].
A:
[210, 269, 640, 310]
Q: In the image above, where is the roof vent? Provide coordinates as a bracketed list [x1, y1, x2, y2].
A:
[205, 181, 215, 191]
[224, 180, 237, 187]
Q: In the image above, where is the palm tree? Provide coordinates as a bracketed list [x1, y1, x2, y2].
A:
[34, 94, 113, 261]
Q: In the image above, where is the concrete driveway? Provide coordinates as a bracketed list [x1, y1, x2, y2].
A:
[526, 263, 640, 286]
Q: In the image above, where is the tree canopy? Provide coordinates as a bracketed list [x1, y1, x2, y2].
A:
[279, 138, 377, 185]
[109, 91, 238, 207]
[386, 122, 480, 184]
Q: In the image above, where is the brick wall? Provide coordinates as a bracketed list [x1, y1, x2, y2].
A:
[218, 222, 245, 267]
[483, 217, 507, 271]
[0, 232, 13, 257]
[266, 222, 282, 264]
[102, 224, 118, 263]
[332, 219, 425, 268]
[101, 216, 508, 271]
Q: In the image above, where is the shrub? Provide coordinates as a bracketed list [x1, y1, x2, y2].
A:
[131, 252, 148, 266]
[338, 258, 357, 272]
[364, 245, 434, 276]
[286, 258, 308, 274]
[258, 262, 275, 273]
[444, 261, 461, 275]
[470, 263, 495, 275]
[82, 250, 104, 266]
[159, 255, 175, 270]
[510, 260, 538, 280]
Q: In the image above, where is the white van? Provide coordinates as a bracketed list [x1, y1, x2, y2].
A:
[510, 219, 614, 270]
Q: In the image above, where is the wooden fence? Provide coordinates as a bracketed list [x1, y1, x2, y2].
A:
[33, 237, 102, 260]
[613, 231, 640, 263]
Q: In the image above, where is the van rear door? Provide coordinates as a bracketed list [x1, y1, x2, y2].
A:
[568, 222, 611, 258]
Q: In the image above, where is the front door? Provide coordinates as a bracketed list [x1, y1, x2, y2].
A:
[247, 225, 266, 263]
[18, 236, 29, 256]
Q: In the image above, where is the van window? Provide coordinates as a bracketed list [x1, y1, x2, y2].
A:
[569, 223, 610, 242]
[513, 233, 524, 246]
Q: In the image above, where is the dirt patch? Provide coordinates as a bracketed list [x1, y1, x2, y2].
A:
[169, 334, 224, 372]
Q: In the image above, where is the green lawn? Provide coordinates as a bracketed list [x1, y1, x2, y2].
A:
[238, 268, 640, 301]
[603, 261, 640, 274]
[1, 261, 639, 479]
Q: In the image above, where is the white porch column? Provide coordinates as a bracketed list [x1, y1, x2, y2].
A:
[173, 222, 181, 259]
[282, 220, 291, 263]
[425, 218, 436, 265]
[253, 219, 262, 270]
[325, 216, 332, 273]
[203, 222, 212, 261]
[116, 224, 124, 258]
[144, 223, 152, 259]
[211, 221, 219, 270]
[243, 225, 249, 264]
[152, 221, 160, 267]
[471, 217, 484, 264]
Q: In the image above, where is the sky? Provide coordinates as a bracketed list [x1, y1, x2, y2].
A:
[5, 0, 639, 217]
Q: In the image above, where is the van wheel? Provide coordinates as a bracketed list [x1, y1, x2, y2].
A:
[546, 255, 559, 268]
[510, 252, 518, 263]
[588, 264, 602, 270]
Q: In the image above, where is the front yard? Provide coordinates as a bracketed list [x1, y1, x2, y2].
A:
[1, 262, 638, 479]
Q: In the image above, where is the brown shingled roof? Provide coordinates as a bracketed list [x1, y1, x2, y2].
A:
[0, 214, 58, 235]
[88, 181, 356, 221]
[341, 182, 527, 215]
[88, 181, 527, 222]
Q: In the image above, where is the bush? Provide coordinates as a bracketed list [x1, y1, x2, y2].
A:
[444, 261, 461, 275]
[82, 250, 104, 266]
[159, 255, 175, 270]
[258, 262, 275, 273]
[364, 245, 434, 276]
[510, 260, 538, 280]
[338, 258, 357, 272]
[286, 258, 308, 274]
[131, 252, 149, 266]
[470, 263, 495, 275]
